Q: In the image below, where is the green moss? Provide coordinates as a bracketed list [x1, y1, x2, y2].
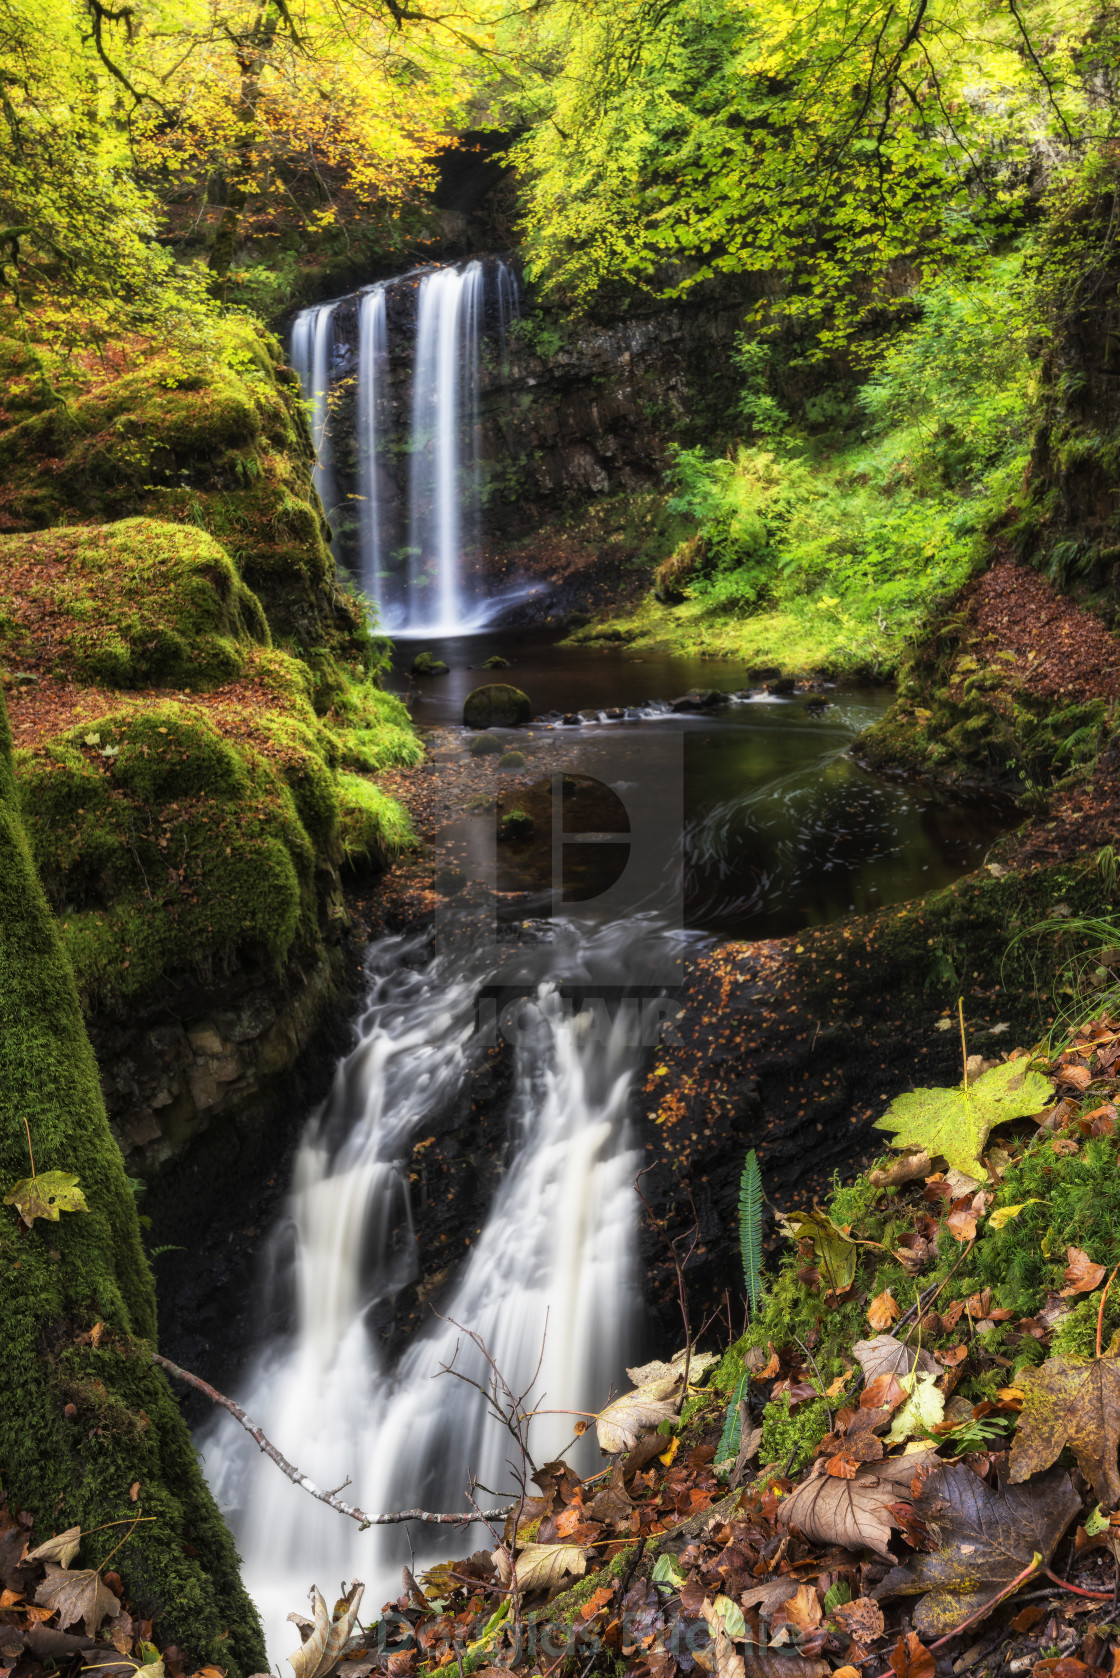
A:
[0, 520, 269, 688]
[468, 733, 502, 757]
[0, 319, 361, 652]
[337, 771, 415, 872]
[759, 1394, 830, 1472]
[0, 686, 265, 1672]
[17, 704, 317, 1006]
[498, 750, 527, 769]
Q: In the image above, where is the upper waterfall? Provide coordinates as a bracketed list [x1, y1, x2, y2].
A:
[289, 257, 518, 635]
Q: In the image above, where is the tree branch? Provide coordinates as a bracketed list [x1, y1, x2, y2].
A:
[153, 1352, 509, 1528]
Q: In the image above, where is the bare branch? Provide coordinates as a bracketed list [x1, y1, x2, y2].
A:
[153, 1352, 509, 1528]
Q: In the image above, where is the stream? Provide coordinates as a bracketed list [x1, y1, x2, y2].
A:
[197, 264, 1011, 1657]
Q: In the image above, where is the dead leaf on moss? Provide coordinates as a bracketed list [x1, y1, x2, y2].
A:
[1060, 1247, 1108, 1297]
[1009, 1355, 1120, 1506]
[493, 1543, 588, 1593]
[853, 1335, 937, 1389]
[869, 1152, 932, 1188]
[34, 1565, 120, 1638]
[882, 1462, 1079, 1636]
[26, 1528, 81, 1569]
[778, 1450, 936, 1557]
[867, 1290, 901, 1331]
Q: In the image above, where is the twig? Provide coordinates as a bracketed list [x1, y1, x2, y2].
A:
[1044, 1567, 1113, 1599]
[869, 1556, 1043, 1674]
[1098, 1262, 1120, 1357]
[154, 1353, 508, 1527]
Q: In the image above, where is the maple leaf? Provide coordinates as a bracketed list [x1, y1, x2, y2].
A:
[1008, 1355, 1120, 1506]
[874, 1057, 1051, 1180]
[34, 1565, 120, 1638]
[886, 1370, 945, 1446]
[26, 1529, 81, 1569]
[882, 1462, 1079, 1636]
[1059, 1247, 1107, 1298]
[778, 1450, 936, 1557]
[852, 1335, 937, 1389]
[4, 1172, 88, 1230]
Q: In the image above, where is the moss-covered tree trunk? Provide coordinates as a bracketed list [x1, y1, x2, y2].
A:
[0, 687, 265, 1675]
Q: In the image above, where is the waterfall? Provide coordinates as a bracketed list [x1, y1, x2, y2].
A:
[357, 285, 390, 614]
[290, 258, 516, 632]
[200, 923, 654, 1658]
[290, 301, 338, 535]
[407, 262, 484, 632]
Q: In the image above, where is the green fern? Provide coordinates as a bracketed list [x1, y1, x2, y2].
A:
[714, 1371, 749, 1477]
[739, 1149, 764, 1313]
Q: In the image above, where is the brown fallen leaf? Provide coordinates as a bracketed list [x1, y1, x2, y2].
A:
[287, 1582, 364, 1678]
[852, 1335, 937, 1388]
[869, 1151, 932, 1188]
[34, 1565, 121, 1638]
[595, 1374, 681, 1452]
[777, 1450, 936, 1557]
[861, 1373, 906, 1413]
[493, 1542, 588, 1593]
[832, 1596, 884, 1644]
[1061, 1247, 1108, 1298]
[881, 1462, 1080, 1636]
[947, 1205, 978, 1243]
[1009, 1354, 1120, 1505]
[25, 1529, 81, 1570]
[580, 1583, 615, 1621]
[889, 1631, 935, 1678]
[769, 1584, 820, 1633]
[867, 1289, 901, 1332]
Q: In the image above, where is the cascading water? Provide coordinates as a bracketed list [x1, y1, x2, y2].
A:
[357, 285, 390, 613]
[201, 922, 659, 1659]
[289, 257, 516, 632]
[290, 301, 338, 533]
[407, 262, 484, 631]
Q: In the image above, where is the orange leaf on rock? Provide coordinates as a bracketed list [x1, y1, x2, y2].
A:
[1061, 1248, 1108, 1297]
[889, 1632, 935, 1678]
[867, 1289, 901, 1331]
[580, 1585, 615, 1622]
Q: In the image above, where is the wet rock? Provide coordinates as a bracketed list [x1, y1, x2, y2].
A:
[670, 689, 729, 712]
[468, 732, 503, 756]
[498, 749, 526, 768]
[561, 712, 583, 726]
[481, 654, 509, 669]
[463, 683, 532, 729]
[767, 675, 797, 695]
[499, 808, 534, 840]
[605, 706, 625, 720]
[748, 665, 781, 682]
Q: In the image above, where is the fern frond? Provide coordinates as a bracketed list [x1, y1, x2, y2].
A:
[739, 1149, 764, 1313]
[713, 1371, 749, 1476]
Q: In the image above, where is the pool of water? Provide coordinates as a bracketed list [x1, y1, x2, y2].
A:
[390, 629, 1013, 940]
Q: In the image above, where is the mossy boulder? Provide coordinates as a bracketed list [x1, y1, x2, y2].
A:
[0, 320, 362, 651]
[468, 732, 503, 757]
[0, 520, 269, 688]
[0, 686, 265, 1672]
[337, 770, 415, 873]
[481, 653, 510, 669]
[498, 749, 527, 769]
[463, 683, 532, 729]
[411, 651, 449, 676]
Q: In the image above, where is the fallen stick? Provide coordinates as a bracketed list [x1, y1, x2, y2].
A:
[153, 1352, 509, 1529]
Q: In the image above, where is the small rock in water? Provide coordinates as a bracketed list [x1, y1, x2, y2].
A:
[411, 650, 449, 676]
[670, 689, 727, 712]
[482, 653, 510, 669]
[468, 733, 502, 757]
[499, 807, 533, 839]
[498, 749, 526, 769]
[561, 712, 583, 726]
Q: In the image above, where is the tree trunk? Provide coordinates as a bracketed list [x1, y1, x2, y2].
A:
[0, 689, 266, 1675]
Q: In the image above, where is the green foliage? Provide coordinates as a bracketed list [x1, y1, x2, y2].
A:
[713, 1370, 749, 1477]
[875, 1056, 1053, 1181]
[337, 771, 415, 873]
[759, 1393, 830, 1473]
[738, 1149, 764, 1313]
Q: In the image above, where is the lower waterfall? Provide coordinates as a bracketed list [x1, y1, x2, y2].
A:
[200, 921, 661, 1657]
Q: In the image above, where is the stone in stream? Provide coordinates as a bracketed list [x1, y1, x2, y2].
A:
[463, 683, 532, 728]
[468, 732, 503, 756]
[412, 650, 449, 675]
[670, 688, 730, 712]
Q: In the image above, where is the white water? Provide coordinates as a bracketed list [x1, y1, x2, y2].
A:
[407, 262, 484, 632]
[357, 286, 390, 613]
[200, 923, 653, 1660]
[290, 301, 338, 533]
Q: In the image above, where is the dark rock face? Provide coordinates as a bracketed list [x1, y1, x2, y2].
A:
[463, 682, 532, 727]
